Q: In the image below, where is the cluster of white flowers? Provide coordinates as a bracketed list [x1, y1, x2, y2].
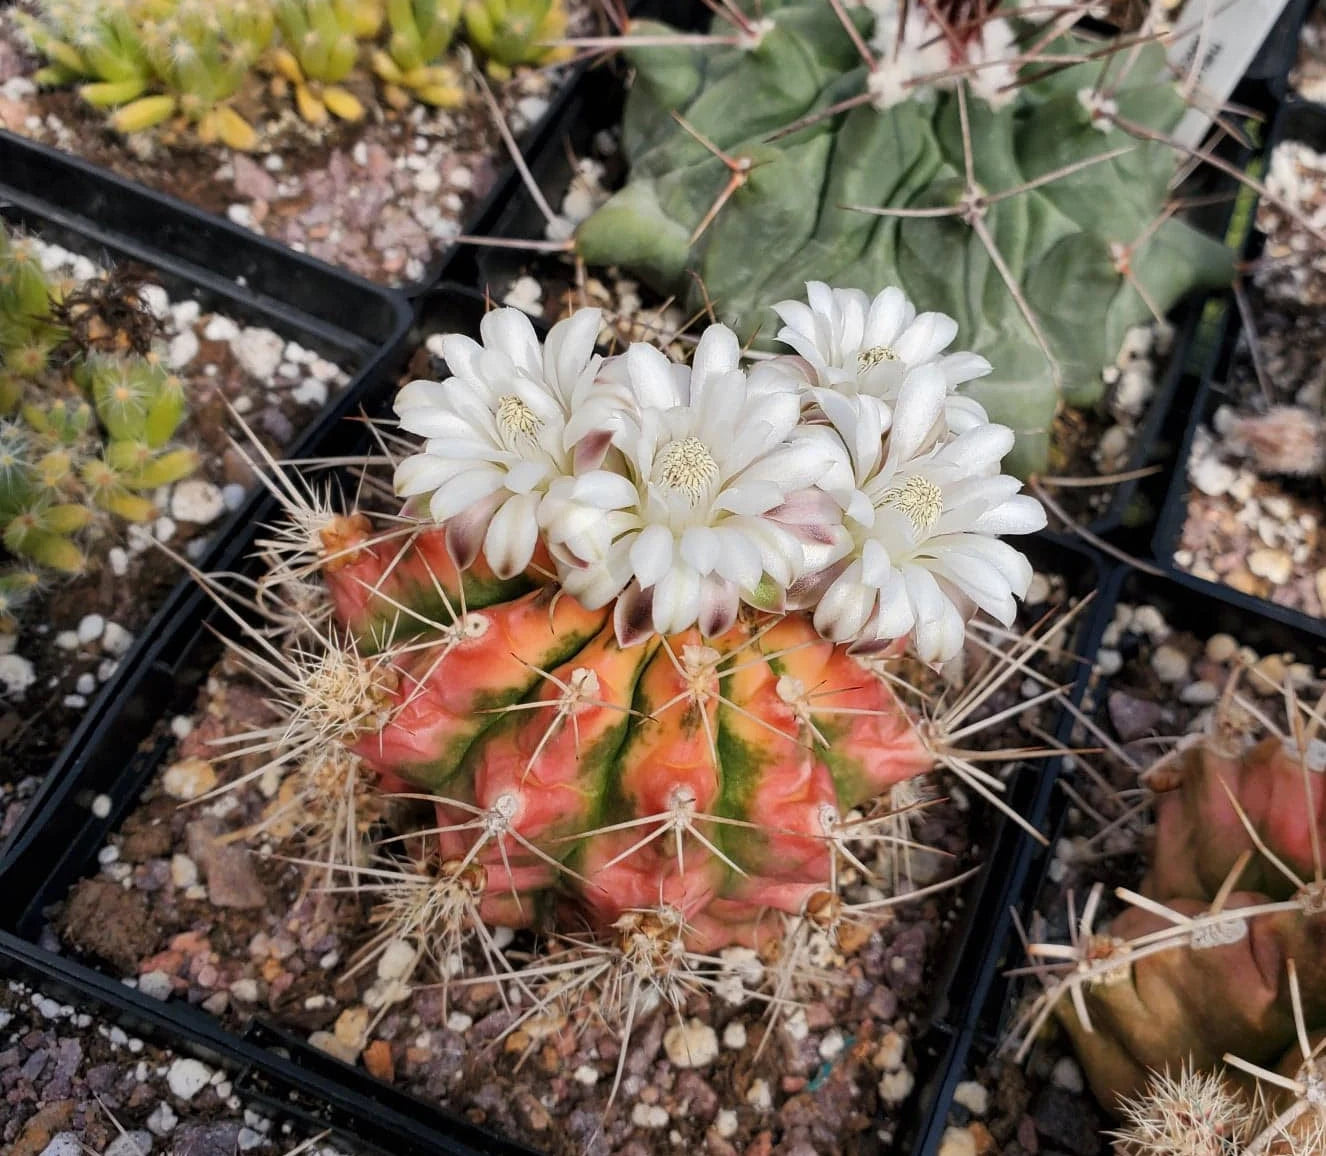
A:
[393, 281, 1045, 662]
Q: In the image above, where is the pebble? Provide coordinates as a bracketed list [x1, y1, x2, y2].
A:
[166, 1056, 214, 1101]
[154, 516, 176, 542]
[1024, 573, 1051, 604]
[663, 1019, 719, 1068]
[953, 1080, 989, 1116]
[170, 854, 199, 888]
[39, 1134, 82, 1156]
[147, 1102, 177, 1136]
[376, 938, 417, 982]
[91, 794, 112, 818]
[873, 1030, 905, 1071]
[77, 613, 106, 644]
[1190, 454, 1236, 496]
[202, 316, 239, 342]
[309, 357, 339, 382]
[1206, 633, 1239, 662]
[167, 329, 200, 369]
[230, 978, 259, 1003]
[1095, 647, 1123, 676]
[232, 327, 285, 379]
[171, 715, 194, 739]
[102, 622, 133, 656]
[162, 757, 218, 801]
[221, 483, 246, 512]
[138, 971, 174, 1001]
[746, 1077, 772, 1109]
[140, 284, 169, 319]
[878, 1067, 915, 1104]
[0, 654, 36, 696]
[105, 1132, 154, 1156]
[502, 275, 544, 314]
[715, 1110, 738, 1139]
[414, 168, 441, 193]
[722, 1021, 747, 1049]
[109, 547, 129, 576]
[333, 1006, 370, 1052]
[1180, 680, 1220, 705]
[171, 480, 226, 525]
[1150, 644, 1190, 684]
[1051, 1055, 1085, 1093]
[55, 630, 80, 650]
[936, 1127, 977, 1156]
[1248, 547, 1293, 585]
[631, 1103, 669, 1129]
[818, 1028, 845, 1060]
[292, 379, 328, 407]
[573, 1065, 599, 1086]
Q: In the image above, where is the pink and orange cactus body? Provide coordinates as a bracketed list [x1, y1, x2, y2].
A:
[320, 513, 936, 953]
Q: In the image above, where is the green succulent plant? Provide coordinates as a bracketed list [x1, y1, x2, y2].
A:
[463, 0, 571, 79]
[0, 229, 198, 623]
[569, 0, 1236, 475]
[372, 0, 464, 108]
[18, 0, 572, 145]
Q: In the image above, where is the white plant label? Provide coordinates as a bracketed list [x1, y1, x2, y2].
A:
[1168, 0, 1294, 148]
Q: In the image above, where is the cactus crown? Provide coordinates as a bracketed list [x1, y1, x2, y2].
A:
[0, 228, 197, 625]
[566, 0, 1238, 475]
[17, 0, 572, 144]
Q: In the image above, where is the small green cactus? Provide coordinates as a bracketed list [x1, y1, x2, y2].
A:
[271, 0, 371, 124]
[18, 0, 572, 147]
[568, 1, 1236, 476]
[0, 229, 198, 623]
[16, 0, 272, 149]
[372, 0, 464, 108]
[462, 0, 571, 79]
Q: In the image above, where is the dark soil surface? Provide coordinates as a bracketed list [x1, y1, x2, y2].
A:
[0, 970, 363, 1154]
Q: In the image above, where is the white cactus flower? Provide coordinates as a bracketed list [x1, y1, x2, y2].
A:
[810, 371, 1046, 663]
[539, 325, 841, 643]
[392, 306, 616, 579]
[771, 282, 993, 438]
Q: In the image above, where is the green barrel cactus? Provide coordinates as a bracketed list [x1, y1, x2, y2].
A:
[570, 0, 1236, 475]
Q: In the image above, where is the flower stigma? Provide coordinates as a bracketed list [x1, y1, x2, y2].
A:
[879, 474, 944, 535]
[656, 436, 720, 504]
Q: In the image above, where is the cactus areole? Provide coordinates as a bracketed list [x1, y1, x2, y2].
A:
[297, 289, 1044, 954]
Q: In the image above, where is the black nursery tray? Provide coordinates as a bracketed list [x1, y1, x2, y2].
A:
[0, 155, 413, 858]
[1153, 99, 1326, 642]
[923, 553, 1326, 1148]
[0, 280, 1110, 1155]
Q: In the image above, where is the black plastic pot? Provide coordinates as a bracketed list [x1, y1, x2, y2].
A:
[920, 556, 1326, 1149]
[1152, 98, 1326, 643]
[0, 161, 413, 860]
[0, 273, 1109, 1153]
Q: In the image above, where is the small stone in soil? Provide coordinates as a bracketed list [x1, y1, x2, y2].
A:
[171, 480, 227, 525]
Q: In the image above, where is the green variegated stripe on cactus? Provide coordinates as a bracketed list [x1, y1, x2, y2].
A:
[318, 517, 934, 951]
[572, 4, 1236, 476]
